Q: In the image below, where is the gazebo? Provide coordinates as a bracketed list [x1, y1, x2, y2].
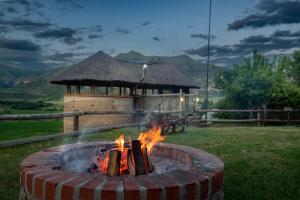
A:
[51, 51, 199, 132]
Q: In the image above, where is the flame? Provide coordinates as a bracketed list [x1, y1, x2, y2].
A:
[115, 134, 125, 151]
[138, 127, 164, 151]
[99, 154, 109, 173]
[120, 149, 128, 174]
[98, 127, 164, 175]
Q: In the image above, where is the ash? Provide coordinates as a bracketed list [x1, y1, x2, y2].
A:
[149, 156, 190, 175]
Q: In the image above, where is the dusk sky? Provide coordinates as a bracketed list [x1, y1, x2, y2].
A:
[1, 0, 300, 68]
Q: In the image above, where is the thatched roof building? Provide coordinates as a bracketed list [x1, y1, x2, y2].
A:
[51, 51, 198, 92]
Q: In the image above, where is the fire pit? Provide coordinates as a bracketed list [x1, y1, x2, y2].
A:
[20, 128, 224, 200]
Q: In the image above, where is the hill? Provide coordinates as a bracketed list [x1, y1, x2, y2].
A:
[115, 51, 225, 86]
[0, 67, 66, 100]
[0, 64, 46, 87]
[0, 51, 227, 102]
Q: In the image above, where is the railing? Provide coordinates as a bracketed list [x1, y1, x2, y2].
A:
[1, 108, 298, 147]
[195, 109, 300, 125]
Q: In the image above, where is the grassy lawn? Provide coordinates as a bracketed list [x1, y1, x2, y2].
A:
[0, 120, 63, 141]
[0, 126, 299, 199]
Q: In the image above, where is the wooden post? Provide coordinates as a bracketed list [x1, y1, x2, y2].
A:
[127, 149, 135, 175]
[152, 89, 155, 95]
[66, 85, 71, 94]
[179, 89, 183, 113]
[106, 86, 108, 95]
[75, 85, 80, 95]
[131, 140, 147, 175]
[119, 87, 122, 96]
[110, 86, 113, 95]
[141, 147, 154, 173]
[107, 149, 121, 176]
[257, 111, 261, 127]
[91, 85, 95, 96]
[123, 87, 126, 96]
[73, 115, 79, 131]
[129, 88, 133, 96]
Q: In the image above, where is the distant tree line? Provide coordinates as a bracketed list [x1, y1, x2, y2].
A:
[214, 50, 300, 111]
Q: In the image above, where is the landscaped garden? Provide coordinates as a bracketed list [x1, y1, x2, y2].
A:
[0, 126, 299, 200]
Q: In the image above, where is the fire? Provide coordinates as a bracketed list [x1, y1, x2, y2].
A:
[138, 127, 164, 151]
[99, 155, 109, 173]
[98, 127, 164, 175]
[115, 134, 125, 151]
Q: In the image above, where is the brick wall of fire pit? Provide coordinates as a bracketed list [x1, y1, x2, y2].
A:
[20, 142, 224, 200]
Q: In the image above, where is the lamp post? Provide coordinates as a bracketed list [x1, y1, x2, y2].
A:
[205, 0, 212, 119]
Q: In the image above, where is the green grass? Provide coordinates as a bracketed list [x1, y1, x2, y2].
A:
[0, 126, 299, 200]
[0, 120, 63, 141]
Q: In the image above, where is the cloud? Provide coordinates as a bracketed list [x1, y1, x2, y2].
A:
[0, 0, 44, 17]
[88, 34, 101, 39]
[142, 21, 151, 26]
[190, 33, 216, 40]
[34, 27, 82, 45]
[6, 7, 18, 13]
[115, 26, 131, 34]
[152, 36, 161, 42]
[45, 52, 75, 62]
[0, 19, 52, 31]
[228, 0, 300, 30]
[0, 38, 40, 51]
[185, 29, 300, 60]
[55, 0, 84, 10]
[187, 25, 194, 29]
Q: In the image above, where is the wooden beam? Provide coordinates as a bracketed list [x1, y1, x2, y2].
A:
[75, 85, 80, 95]
[107, 149, 121, 176]
[66, 85, 71, 94]
[131, 140, 147, 175]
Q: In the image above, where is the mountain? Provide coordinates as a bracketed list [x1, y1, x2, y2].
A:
[115, 51, 225, 86]
[0, 50, 228, 101]
[0, 64, 46, 87]
[0, 67, 66, 100]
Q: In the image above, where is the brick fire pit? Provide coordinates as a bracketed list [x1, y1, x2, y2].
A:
[20, 142, 224, 200]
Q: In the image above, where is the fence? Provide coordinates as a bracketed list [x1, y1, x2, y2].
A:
[1, 108, 299, 147]
[136, 93, 200, 113]
[195, 109, 300, 125]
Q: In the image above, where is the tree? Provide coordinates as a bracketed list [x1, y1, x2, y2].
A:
[214, 50, 274, 109]
[214, 50, 300, 111]
[268, 55, 300, 108]
[291, 51, 300, 86]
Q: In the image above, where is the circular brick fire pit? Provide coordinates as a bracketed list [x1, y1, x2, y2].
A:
[20, 142, 224, 200]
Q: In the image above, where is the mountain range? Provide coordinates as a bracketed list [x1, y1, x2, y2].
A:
[0, 51, 225, 100]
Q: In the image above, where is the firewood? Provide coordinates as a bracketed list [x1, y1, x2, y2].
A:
[107, 149, 121, 176]
[127, 149, 136, 176]
[142, 147, 154, 173]
[131, 140, 147, 175]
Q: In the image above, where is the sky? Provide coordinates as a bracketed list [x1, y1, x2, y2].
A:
[0, 0, 300, 69]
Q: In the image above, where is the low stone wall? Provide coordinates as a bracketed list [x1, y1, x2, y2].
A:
[20, 142, 224, 200]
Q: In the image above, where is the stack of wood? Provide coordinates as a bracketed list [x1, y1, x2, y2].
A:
[106, 140, 154, 176]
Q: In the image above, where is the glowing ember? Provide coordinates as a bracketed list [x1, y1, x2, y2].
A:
[138, 127, 164, 152]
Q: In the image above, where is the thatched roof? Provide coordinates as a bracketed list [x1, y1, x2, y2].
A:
[51, 51, 199, 89]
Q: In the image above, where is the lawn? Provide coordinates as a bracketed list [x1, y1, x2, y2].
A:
[0, 120, 63, 141]
[0, 126, 299, 200]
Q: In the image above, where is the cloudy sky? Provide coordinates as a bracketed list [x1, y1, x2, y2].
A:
[0, 0, 300, 69]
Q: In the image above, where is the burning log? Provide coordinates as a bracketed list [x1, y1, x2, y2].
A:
[141, 147, 154, 173]
[131, 140, 147, 175]
[127, 149, 136, 176]
[107, 149, 121, 176]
